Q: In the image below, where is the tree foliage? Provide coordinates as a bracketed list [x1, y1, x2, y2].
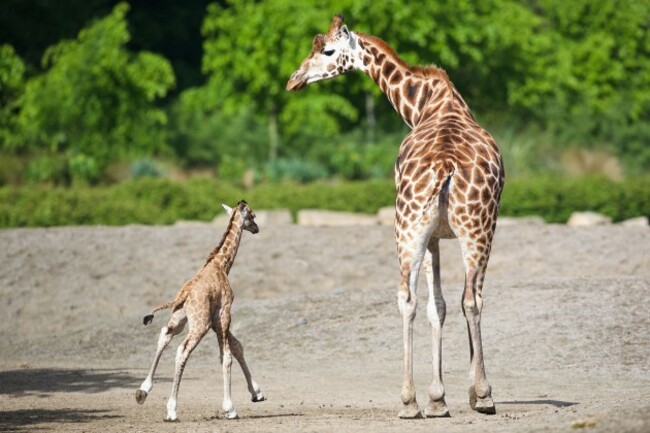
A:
[200, 0, 357, 159]
[194, 0, 650, 173]
[12, 3, 175, 182]
[0, 0, 648, 183]
[0, 44, 25, 148]
[510, 1, 650, 162]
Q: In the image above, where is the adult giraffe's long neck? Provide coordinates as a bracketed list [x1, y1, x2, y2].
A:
[205, 213, 244, 274]
[355, 33, 458, 128]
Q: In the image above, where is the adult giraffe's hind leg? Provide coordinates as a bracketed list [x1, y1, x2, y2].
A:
[423, 240, 450, 417]
[397, 260, 422, 419]
[460, 240, 496, 415]
[396, 225, 433, 419]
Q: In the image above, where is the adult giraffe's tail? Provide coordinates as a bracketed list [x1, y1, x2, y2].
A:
[142, 286, 189, 326]
[414, 161, 455, 221]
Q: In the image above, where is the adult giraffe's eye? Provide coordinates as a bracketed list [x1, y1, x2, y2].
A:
[322, 49, 335, 56]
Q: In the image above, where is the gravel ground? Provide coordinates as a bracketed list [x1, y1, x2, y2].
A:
[0, 222, 648, 432]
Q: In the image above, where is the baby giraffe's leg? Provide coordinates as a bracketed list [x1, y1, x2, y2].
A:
[228, 332, 265, 402]
[166, 306, 210, 422]
[215, 306, 238, 419]
[136, 308, 187, 404]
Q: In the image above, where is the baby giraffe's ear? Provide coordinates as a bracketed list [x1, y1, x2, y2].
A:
[222, 203, 233, 216]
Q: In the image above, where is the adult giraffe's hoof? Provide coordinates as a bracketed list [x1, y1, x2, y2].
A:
[424, 398, 450, 418]
[164, 416, 179, 422]
[398, 401, 423, 419]
[251, 394, 266, 403]
[469, 386, 496, 415]
[135, 389, 148, 405]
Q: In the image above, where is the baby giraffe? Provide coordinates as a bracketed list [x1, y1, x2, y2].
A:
[135, 200, 266, 421]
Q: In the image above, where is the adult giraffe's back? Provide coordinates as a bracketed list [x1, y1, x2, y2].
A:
[287, 15, 504, 419]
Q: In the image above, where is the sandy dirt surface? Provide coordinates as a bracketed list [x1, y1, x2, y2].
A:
[1, 222, 649, 432]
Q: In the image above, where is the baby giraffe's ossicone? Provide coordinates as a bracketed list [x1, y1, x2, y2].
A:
[135, 200, 265, 422]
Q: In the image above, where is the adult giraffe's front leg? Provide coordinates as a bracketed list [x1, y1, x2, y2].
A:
[423, 240, 450, 417]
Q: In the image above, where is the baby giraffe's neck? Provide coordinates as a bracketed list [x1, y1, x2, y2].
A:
[206, 213, 244, 274]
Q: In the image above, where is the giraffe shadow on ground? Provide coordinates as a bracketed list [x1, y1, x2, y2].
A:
[0, 368, 139, 397]
[499, 400, 578, 408]
[209, 412, 304, 420]
[0, 408, 121, 431]
[0, 369, 129, 430]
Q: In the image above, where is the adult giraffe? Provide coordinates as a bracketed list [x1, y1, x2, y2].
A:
[287, 15, 504, 419]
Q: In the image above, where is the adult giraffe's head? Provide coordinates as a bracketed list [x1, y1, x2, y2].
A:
[286, 14, 362, 91]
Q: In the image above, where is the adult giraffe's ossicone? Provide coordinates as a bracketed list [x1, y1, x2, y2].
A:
[287, 15, 504, 419]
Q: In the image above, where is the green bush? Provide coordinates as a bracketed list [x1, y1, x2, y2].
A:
[0, 176, 647, 228]
[25, 155, 67, 184]
[262, 158, 329, 183]
[500, 176, 650, 223]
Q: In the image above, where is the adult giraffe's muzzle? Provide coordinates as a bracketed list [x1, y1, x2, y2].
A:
[286, 71, 307, 91]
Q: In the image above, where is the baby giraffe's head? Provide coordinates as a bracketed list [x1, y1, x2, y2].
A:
[286, 14, 363, 91]
[222, 200, 259, 234]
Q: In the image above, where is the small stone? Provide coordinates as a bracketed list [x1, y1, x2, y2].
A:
[377, 207, 395, 226]
[173, 220, 211, 227]
[297, 209, 377, 226]
[297, 317, 308, 325]
[571, 418, 597, 429]
[332, 287, 344, 296]
[567, 211, 612, 227]
[497, 216, 546, 226]
[619, 216, 648, 227]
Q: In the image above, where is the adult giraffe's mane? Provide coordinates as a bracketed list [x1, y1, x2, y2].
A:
[356, 32, 452, 84]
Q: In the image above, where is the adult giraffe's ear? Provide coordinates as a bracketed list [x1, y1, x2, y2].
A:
[340, 24, 355, 48]
[222, 204, 233, 216]
[341, 25, 350, 39]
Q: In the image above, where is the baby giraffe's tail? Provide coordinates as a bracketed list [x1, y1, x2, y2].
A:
[142, 287, 188, 326]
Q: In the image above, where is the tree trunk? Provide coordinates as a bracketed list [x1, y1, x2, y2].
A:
[268, 103, 279, 161]
[365, 92, 376, 145]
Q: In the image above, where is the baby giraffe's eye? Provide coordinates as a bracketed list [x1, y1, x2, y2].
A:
[322, 49, 335, 56]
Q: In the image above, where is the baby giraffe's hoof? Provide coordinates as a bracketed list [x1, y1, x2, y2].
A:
[135, 389, 148, 405]
[469, 386, 496, 415]
[398, 402, 423, 419]
[225, 409, 239, 420]
[164, 417, 179, 423]
[424, 399, 450, 418]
